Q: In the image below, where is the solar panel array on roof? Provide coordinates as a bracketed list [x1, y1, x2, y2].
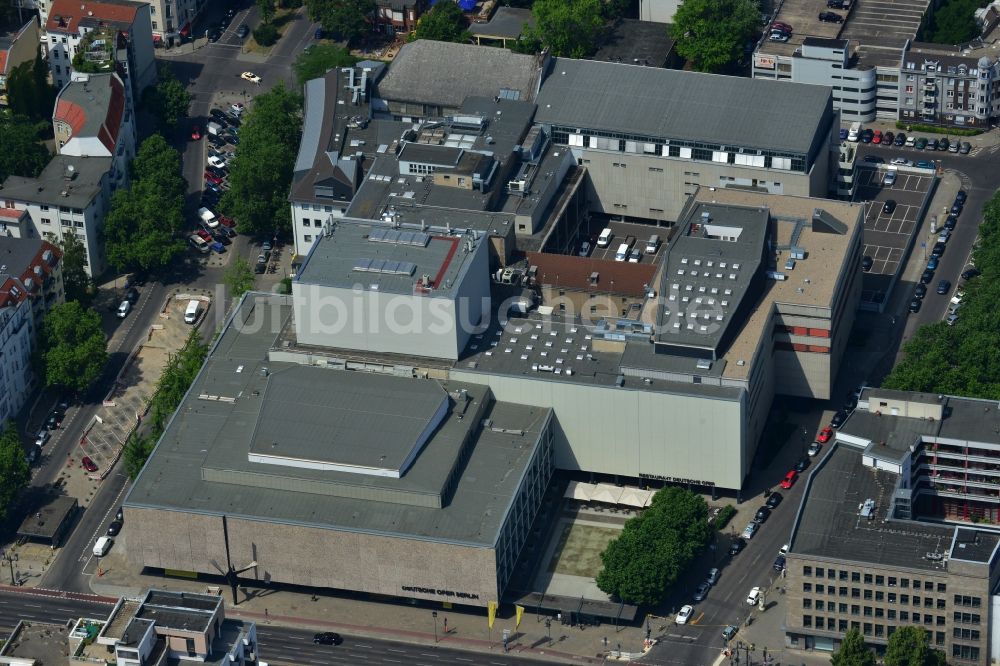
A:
[353, 258, 417, 276]
[368, 228, 431, 247]
[498, 88, 521, 101]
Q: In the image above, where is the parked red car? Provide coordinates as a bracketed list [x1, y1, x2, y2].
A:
[82, 456, 98, 472]
[219, 215, 235, 228]
[817, 426, 833, 443]
[779, 470, 798, 489]
[190, 124, 202, 140]
[205, 172, 224, 186]
[196, 229, 213, 242]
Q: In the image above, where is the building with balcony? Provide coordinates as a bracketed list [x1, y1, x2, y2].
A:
[44, 0, 155, 101]
[0, 589, 262, 665]
[0, 237, 63, 423]
[784, 441, 999, 664]
[0, 154, 114, 276]
[374, 0, 427, 36]
[0, 16, 40, 109]
[898, 43, 1000, 128]
[146, 0, 205, 46]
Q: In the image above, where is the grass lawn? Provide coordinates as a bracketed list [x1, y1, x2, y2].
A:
[547, 523, 620, 578]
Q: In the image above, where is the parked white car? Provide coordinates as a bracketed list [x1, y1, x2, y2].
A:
[207, 155, 226, 169]
[746, 587, 762, 606]
[676, 604, 694, 625]
[741, 521, 759, 540]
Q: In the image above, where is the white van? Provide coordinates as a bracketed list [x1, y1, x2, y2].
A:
[847, 122, 861, 142]
[197, 207, 219, 228]
[597, 228, 613, 247]
[184, 300, 200, 324]
[93, 536, 113, 557]
[615, 242, 630, 262]
[645, 235, 660, 254]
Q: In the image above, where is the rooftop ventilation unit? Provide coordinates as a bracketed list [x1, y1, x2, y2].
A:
[696, 359, 712, 371]
[859, 498, 876, 519]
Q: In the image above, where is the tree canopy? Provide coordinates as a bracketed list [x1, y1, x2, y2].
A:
[307, 0, 375, 45]
[884, 189, 1000, 398]
[883, 626, 947, 666]
[59, 235, 92, 305]
[219, 83, 302, 237]
[124, 331, 209, 479]
[293, 43, 359, 86]
[0, 421, 30, 523]
[409, 1, 470, 43]
[521, 0, 606, 58]
[38, 301, 107, 392]
[5, 47, 57, 122]
[832, 628, 876, 666]
[595, 486, 712, 606]
[257, 0, 277, 24]
[671, 0, 759, 72]
[0, 116, 50, 182]
[921, 0, 979, 45]
[103, 134, 187, 272]
[141, 64, 191, 132]
[224, 257, 257, 300]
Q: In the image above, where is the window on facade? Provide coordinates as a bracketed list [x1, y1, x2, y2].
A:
[304, 235, 312, 242]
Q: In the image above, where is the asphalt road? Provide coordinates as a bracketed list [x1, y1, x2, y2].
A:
[0, 589, 540, 665]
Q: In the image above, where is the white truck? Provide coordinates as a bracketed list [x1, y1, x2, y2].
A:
[207, 121, 224, 137]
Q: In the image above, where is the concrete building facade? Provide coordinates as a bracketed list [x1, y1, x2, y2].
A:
[898, 43, 1000, 128]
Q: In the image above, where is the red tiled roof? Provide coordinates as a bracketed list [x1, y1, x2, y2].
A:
[0, 208, 25, 220]
[526, 252, 658, 297]
[0, 51, 8, 76]
[98, 74, 125, 152]
[54, 98, 87, 135]
[46, 0, 140, 34]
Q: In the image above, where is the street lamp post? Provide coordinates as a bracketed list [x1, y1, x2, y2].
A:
[545, 618, 552, 643]
[0, 551, 16, 585]
[432, 611, 438, 644]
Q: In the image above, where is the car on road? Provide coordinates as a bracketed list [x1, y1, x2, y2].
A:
[960, 141, 971, 154]
[746, 587, 762, 606]
[729, 538, 746, 555]
[951, 201, 963, 215]
[861, 255, 873, 271]
[107, 520, 122, 536]
[882, 199, 897, 214]
[210, 241, 225, 254]
[707, 568, 720, 585]
[931, 242, 946, 258]
[313, 632, 343, 646]
[754, 506, 771, 523]
[766, 492, 783, 508]
[808, 441, 822, 457]
[937, 229, 951, 243]
[928, 138, 939, 151]
[241, 71, 261, 84]
[46, 410, 64, 429]
[937, 279, 951, 295]
[895, 133, 907, 146]
[914, 283, 927, 299]
[818, 11, 843, 21]
[944, 215, 957, 231]
[949, 140, 960, 153]
[209, 109, 230, 126]
[794, 456, 810, 472]
[774, 554, 787, 572]
[915, 160, 935, 169]
[254, 259, 267, 274]
[93, 536, 112, 557]
[861, 129, 874, 143]
[839, 128, 848, 140]
[676, 605, 694, 624]
[883, 131, 894, 145]
[920, 269, 934, 285]
[961, 268, 980, 281]
[915, 137, 928, 150]
[190, 124, 202, 140]
[693, 582, 711, 602]
[231, 102, 245, 115]
[817, 426, 833, 443]
[212, 232, 231, 246]
[938, 138, 950, 151]
[207, 155, 226, 169]
[237, 24, 249, 39]
[771, 21, 793, 32]
[780, 469, 798, 489]
[27, 444, 41, 465]
[741, 521, 759, 539]
[872, 129, 883, 144]
[909, 298, 922, 313]
[862, 154, 883, 164]
[117, 300, 131, 318]
[891, 157, 912, 166]
[115, 507, 124, 522]
[82, 456, 98, 472]
[947, 314, 959, 326]
[955, 190, 967, 205]
[208, 27, 221, 42]
[205, 172, 224, 186]
[722, 625, 738, 642]
[35, 429, 50, 447]
[831, 410, 848, 427]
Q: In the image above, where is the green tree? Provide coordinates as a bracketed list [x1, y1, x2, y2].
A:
[883, 625, 947, 666]
[141, 64, 191, 131]
[408, 0, 470, 43]
[293, 43, 358, 85]
[0, 116, 50, 182]
[38, 301, 107, 392]
[123, 431, 156, 480]
[219, 83, 302, 236]
[832, 628, 876, 666]
[254, 22, 279, 46]
[522, 0, 605, 58]
[5, 48, 57, 122]
[307, 0, 375, 45]
[671, 0, 759, 72]
[921, 0, 979, 45]
[103, 135, 187, 272]
[257, 0, 277, 23]
[59, 235, 92, 305]
[595, 487, 712, 606]
[0, 421, 29, 522]
[224, 257, 257, 299]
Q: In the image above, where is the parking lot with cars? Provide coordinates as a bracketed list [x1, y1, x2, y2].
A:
[577, 218, 670, 264]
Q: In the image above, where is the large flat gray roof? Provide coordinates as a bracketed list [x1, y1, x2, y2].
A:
[126, 293, 550, 547]
[791, 445, 955, 572]
[295, 218, 484, 296]
[0, 154, 110, 208]
[534, 57, 831, 155]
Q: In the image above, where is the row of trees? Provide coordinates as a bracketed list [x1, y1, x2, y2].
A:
[307, 0, 374, 45]
[0, 422, 30, 523]
[595, 487, 712, 606]
[920, 0, 980, 45]
[124, 332, 209, 478]
[141, 64, 192, 133]
[832, 626, 946, 666]
[884, 189, 1000, 397]
[219, 84, 303, 237]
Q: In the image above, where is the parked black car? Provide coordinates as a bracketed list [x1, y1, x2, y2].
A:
[961, 268, 980, 281]
[754, 506, 771, 523]
[237, 24, 249, 39]
[766, 492, 783, 508]
[831, 410, 848, 427]
[729, 538, 746, 556]
[914, 283, 927, 299]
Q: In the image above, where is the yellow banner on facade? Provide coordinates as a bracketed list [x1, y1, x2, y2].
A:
[515, 605, 524, 629]
[488, 600, 498, 629]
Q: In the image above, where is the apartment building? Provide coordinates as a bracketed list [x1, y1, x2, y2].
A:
[147, 0, 204, 46]
[898, 43, 1000, 128]
[0, 238, 63, 424]
[54, 71, 134, 182]
[0, 17, 40, 109]
[373, 0, 427, 35]
[44, 0, 155, 100]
